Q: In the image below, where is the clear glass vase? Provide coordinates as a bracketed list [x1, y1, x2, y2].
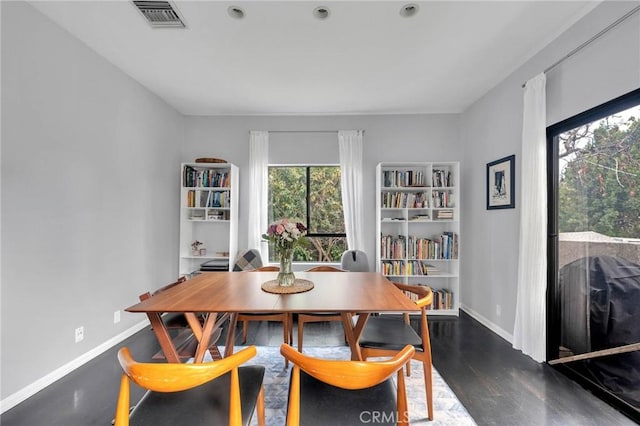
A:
[277, 247, 296, 287]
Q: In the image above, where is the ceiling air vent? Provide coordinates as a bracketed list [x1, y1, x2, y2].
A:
[133, 1, 185, 28]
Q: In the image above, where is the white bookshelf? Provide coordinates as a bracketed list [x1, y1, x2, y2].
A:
[179, 162, 238, 275]
[376, 162, 460, 316]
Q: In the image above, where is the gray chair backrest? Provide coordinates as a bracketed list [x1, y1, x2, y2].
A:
[340, 250, 370, 272]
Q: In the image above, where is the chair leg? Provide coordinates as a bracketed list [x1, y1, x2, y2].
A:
[282, 316, 289, 368]
[242, 320, 249, 344]
[297, 319, 304, 352]
[422, 359, 433, 421]
[256, 385, 266, 426]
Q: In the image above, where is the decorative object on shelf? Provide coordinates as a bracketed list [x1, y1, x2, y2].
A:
[486, 154, 515, 210]
[191, 240, 203, 256]
[262, 219, 307, 287]
[195, 157, 227, 163]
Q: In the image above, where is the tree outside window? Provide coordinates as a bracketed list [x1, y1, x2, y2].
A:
[268, 166, 347, 262]
[558, 105, 640, 239]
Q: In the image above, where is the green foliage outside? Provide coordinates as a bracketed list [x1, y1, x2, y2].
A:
[558, 109, 640, 239]
[268, 166, 347, 262]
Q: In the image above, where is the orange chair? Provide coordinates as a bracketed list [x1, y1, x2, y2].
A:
[280, 343, 415, 425]
[296, 266, 347, 352]
[359, 283, 434, 420]
[114, 345, 265, 426]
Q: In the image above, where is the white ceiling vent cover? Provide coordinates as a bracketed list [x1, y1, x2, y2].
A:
[133, 1, 185, 28]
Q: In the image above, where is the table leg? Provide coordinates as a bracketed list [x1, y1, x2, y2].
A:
[341, 313, 370, 361]
[146, 312, 181, 363]
[224, 313, 239, 358]
[184, 312, 204, 341]
[194, 313, 217, 363]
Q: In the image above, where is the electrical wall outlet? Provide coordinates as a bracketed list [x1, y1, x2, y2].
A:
[114, 310, 121, 324]
[75, 326, 84, 343]
[496, 304, 501, 317]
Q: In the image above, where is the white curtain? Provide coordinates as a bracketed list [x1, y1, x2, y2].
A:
[338, 130, 365, 251]
[248, 131, 269, 258]
[513, 73, 547, 362]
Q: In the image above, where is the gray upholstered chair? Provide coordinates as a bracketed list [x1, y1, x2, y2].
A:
[232, 249, 264, 271]
[340, 250, 370, 272]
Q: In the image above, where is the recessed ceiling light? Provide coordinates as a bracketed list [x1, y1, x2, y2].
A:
[400, 3, 419, 18]
[228, 6, 245, 19]
[313, 6, 330, 20]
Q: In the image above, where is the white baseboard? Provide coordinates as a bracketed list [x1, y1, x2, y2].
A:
[460, 304, 514, 344]
[1, 320, 150, 413]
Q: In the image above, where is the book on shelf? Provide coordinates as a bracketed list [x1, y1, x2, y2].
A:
[183, 166, 231, 188]
[382, 217, 405, 222]
[380, 260, 405, 276]
[432, 169, 453, 187]
[409, 214, 430, 221]
[402, 285, 453, 310]
[433, 288, 454, 310]
[207, 210, 226, 220]
[382, 170, 426, 187]
[432, 190, 453, 208]
[381, 191, 428, 209]
[424, 263, 440, 275]
[405, 233, 458, 259]
[440, 232, 458, 259]
[405, 261, 440, 275]
[380, 234, 406, 260]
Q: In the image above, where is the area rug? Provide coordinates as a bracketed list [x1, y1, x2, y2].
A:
[205, 346, 476, 426]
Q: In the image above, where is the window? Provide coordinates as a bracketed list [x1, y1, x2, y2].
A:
[268, 166, 347, 262]
[547, 88, 640, 418]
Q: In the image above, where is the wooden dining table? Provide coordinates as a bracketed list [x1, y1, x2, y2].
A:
[125, 271, 418, 363]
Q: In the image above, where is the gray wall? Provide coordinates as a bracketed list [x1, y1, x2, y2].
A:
[1, 2, 183, 400]
[183, 114, 462, 263]
[460, 1, 640, 340]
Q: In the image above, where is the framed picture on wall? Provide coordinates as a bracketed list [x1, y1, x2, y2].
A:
[486, 154, 515, 210]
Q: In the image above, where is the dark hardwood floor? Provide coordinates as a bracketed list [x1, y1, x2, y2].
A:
[1, 312, 636, 425]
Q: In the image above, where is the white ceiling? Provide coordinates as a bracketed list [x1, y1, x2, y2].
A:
[28, 1, 599, 116]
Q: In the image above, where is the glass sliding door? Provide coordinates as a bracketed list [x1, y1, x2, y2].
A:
[547, 89, 640, 420]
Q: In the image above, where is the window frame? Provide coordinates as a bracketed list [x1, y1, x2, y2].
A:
[267, 164, 347, 262]
[546, 87, 640, 420]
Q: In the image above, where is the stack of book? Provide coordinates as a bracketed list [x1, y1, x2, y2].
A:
[199, 259, 229, 272]
[435, 209, 454, 220]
